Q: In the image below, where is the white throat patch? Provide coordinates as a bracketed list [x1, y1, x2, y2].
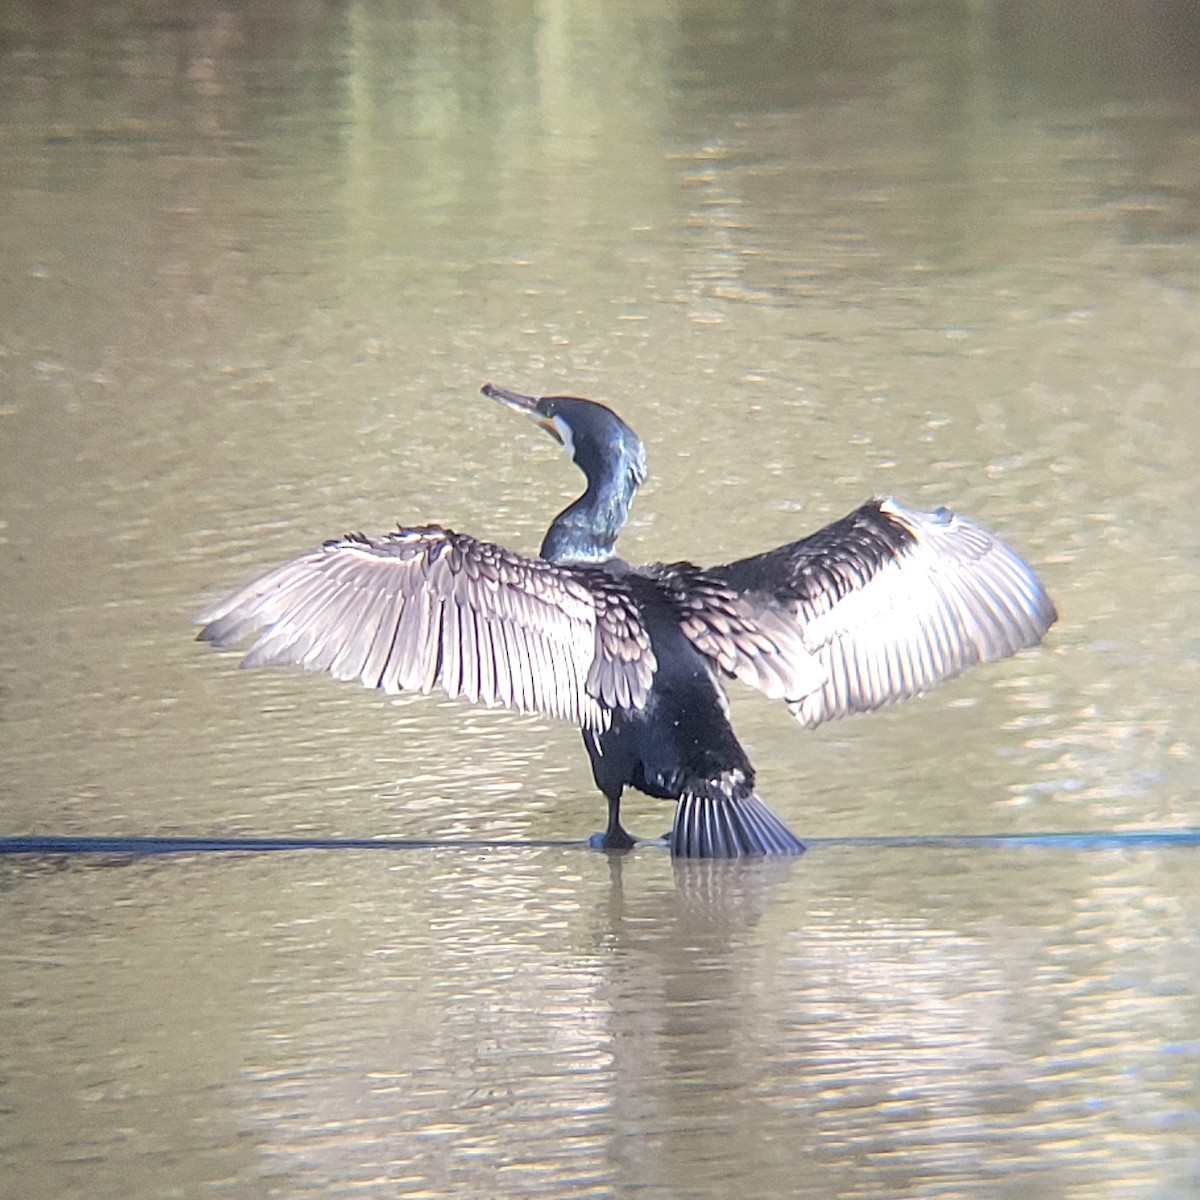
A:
[551, 414, 576, 458]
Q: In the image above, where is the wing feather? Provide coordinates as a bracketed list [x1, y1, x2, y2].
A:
[645, 562, 828, 701]
[709, 497, 1056, 727]
[196, 525, 657, 729]
[455, 599, 479, 703]
[474, 610, 498, 708]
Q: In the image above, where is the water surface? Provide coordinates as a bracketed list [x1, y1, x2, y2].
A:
[2, 3, 1199, 1197]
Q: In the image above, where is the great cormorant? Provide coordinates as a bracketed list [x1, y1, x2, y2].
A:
[196, 383, 1056, 857]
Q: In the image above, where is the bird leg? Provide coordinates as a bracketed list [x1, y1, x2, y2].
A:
[589, 790, 637, 851]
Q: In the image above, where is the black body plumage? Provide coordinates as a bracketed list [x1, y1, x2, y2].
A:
[196, 383, 1057, 858]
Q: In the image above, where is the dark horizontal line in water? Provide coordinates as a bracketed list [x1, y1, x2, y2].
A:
[1, 831, 1198, 857]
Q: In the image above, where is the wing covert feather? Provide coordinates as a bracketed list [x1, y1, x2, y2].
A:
[646, 561, 827, 701]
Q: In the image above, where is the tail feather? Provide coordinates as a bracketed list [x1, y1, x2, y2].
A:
[671, 793, 805, 859]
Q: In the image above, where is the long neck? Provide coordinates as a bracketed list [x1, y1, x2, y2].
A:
[540, 464, 639, 565]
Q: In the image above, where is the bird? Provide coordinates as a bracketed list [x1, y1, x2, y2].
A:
[196, 382, 1057, 858]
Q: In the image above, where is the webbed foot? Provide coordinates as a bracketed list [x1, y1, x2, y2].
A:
[587, 828, 639, 851]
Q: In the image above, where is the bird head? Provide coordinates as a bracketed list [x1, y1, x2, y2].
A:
[482, 382, 647, 493]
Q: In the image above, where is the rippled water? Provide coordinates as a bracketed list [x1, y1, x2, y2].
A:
[3, 3, 1199, 1197]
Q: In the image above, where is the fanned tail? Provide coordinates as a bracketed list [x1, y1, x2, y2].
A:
[670, 792, 805, 859]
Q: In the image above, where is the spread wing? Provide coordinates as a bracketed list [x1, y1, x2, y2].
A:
[195, 525, 656, 730]
[708, 497, 1057, 727]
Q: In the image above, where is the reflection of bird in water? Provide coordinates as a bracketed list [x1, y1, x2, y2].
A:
[197, 383, 1056, 858]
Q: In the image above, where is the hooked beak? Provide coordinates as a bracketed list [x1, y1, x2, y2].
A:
[481, 382, 562, 443]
